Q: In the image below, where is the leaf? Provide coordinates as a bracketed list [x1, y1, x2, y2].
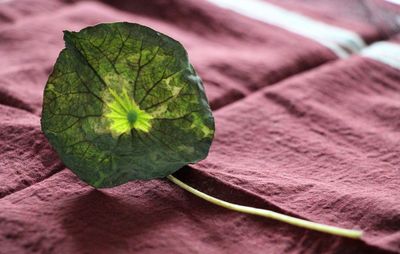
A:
[41, 22, 215, 188]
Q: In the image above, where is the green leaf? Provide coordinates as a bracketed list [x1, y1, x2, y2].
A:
[41, 22, 215, 188]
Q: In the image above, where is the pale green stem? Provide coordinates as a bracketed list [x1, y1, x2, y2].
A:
[167, 175, 363, 239]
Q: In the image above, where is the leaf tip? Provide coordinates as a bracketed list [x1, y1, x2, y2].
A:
[62, 30, 76, 42]
[62, 30, 72, 36]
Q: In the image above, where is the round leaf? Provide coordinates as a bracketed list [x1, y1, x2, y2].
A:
[41, 22, 215, 188]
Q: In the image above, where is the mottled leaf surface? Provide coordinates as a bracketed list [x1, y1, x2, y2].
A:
[41, 22, 214, 188]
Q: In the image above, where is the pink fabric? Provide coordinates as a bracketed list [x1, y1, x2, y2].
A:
[1, 0, 400, 253]
[0, 105, 62, 197]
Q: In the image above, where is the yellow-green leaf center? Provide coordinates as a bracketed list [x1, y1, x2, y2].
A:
[105, 88, 153, 134]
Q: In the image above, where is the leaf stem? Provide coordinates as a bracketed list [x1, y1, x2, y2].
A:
[167, 175, 363, 239]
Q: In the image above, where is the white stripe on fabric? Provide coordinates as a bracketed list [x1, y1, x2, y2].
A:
[206, 0, 366, 58]
[361, 41, 400, 70]
[385, 0, 400, 5]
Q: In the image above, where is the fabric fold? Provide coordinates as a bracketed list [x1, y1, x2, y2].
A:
[2, 0, 398, 114]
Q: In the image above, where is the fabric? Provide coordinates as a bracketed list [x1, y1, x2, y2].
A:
[1, 0, 400, 253]
[190, 53, 400, 253]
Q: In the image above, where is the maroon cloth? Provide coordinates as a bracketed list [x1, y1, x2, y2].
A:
[1, 0, 400, 253]
[191, 56, 400, 253]
[1, 55, 400, 254]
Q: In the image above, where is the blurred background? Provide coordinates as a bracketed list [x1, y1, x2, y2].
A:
[1, 0, 400, 113]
